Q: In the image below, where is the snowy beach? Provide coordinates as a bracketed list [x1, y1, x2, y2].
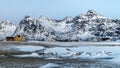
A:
[0, 42, 120, 68]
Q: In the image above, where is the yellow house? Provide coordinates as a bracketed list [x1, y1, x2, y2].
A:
[14, 35, 25, 41]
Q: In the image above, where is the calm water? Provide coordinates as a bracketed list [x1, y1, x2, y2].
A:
[0, 57, 119, 68]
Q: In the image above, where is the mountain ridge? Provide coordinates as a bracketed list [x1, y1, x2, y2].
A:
[0, 10, 120, 41]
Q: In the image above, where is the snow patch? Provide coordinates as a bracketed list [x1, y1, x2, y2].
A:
[40, 63, 61, 68]
[12, 46, 45, 52]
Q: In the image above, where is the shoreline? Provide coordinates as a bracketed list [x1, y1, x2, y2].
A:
[0, 41, 120, 47]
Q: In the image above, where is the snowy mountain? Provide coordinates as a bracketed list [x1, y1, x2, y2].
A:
[13, 15, 74, 41]
[70, 10, 120, 41]
[13, 16, 53, 41]
[0, 20, 16, 40]
[13, 10, 120, 41]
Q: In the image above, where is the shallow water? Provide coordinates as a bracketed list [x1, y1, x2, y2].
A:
[0, 57, 120, 68]
[0, 44, 120, 68]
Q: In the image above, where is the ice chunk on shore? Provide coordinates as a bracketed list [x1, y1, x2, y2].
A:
[40, 63, 61, 68]
[12, 46, 45, 52]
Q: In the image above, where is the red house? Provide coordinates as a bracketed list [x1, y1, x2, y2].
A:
[6, 37, 14, 41]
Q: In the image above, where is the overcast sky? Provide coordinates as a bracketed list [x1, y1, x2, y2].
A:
[0, 0, 120, 24]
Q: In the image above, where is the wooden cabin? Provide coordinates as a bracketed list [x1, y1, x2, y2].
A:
[6, 37, 14, 41]
[14, 35, 25, 41]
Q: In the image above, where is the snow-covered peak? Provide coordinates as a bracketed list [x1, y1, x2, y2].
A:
[79, 10, 106, 20]
[39, 16, 48, 20]
[87, 10, 99, 15]
[73, 10, 107, 23]
[19, 16, 37, 26]
[24, 15, 34, 21]
[0, 20, 17, 40]
[0, 20, 15, 26]
[38, 16, 56, 24]
[39, 16, 54, 22]
[62, 16, 73, 23]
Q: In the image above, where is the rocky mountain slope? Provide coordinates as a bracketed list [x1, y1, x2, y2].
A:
[2, 10, 120, 41]
[67, 10, 120, 41]
[0, 20, 16, 40]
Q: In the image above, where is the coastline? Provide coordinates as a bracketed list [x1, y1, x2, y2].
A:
[0, 41, 120, 47]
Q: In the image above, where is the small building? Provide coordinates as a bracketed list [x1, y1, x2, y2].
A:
[101, 38, 111, 41]
[14, 35, 25, 41]
[6, 37, 14, 41]
[93, 37, 98, 42]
